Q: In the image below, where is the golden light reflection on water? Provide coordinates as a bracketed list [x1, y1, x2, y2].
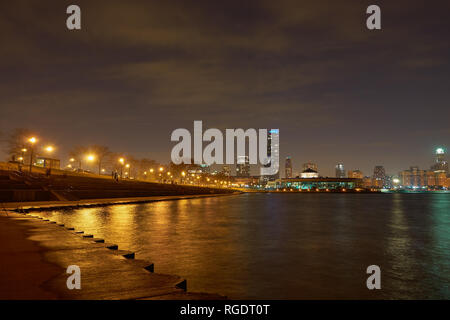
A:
[37, 194, 450, 299]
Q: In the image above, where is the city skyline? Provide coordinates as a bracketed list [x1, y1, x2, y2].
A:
[1, 1, 449, 177]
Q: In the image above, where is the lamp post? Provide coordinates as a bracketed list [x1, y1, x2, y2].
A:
[118, 158, 125, 178]
[28, 137, 37, 172]
[44, 145, 54, 169]
[21, 148, 27, 164]
[125, 164, 130, 179]
[149, 168, 154, 182]
[86, 154, 95, 173]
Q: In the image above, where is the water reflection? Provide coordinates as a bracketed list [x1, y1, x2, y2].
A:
[38, 194, 450, 299]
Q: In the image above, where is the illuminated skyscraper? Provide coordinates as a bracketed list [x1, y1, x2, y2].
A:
[285, 156, 293, 178]
[373, 165, 386, 188]
[261, 129, 280, 181]
[431, 147, 448, 174]
[335, 163, 345, 178]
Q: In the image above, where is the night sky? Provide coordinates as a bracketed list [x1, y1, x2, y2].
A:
[1, 1, 449, 176]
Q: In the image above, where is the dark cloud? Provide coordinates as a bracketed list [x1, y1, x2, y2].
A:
[0, 0, 449, 176]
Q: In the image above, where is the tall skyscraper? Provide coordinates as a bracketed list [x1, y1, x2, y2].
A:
[335, 163, 345, 178]
[373, 165, 386, 188]
[236, 155, 250, 177]
[431, 147, 448, 174]
[285, 156, 293, 178]
[261, 129, 280, 181]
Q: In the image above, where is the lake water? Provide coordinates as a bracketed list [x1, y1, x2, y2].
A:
[38, 193, 450, 299]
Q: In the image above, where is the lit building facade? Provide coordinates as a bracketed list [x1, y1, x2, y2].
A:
[373, 165, 387, 188]
[35, 157, 60, 169]
[222, 165, 231, 177]
[279, 177, 361, 190]
[348, 170, 364, 179]
[431, 147, 448, 174]
[285, 156, 293, 178]
[335, 163, 345, 178]
[261, 129, 280, 181]
[236, 155, 250, 177]
[302, 162, 318, 172]
[300, 168, 319, 178]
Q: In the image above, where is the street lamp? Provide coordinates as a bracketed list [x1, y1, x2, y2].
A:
[125, 163, 131, 178]
[118, 158, 125, 177]
[45, 146, 54, 153]
[84, 154, 95, 172]
[28, 137, 37, 172]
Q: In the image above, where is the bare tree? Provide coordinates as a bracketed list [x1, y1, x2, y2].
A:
[6, 128, 35, 163]
[69, 146, 87, 169]
[88, 145, 111, 174]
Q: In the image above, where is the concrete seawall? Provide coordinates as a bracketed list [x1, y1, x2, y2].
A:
[0, 210, 226, 300]
[3, 192, 241, 212]
[0, 193, 241, 299]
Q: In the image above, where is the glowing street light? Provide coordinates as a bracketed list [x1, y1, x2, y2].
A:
[69, 158, 75, 162]
[125, 163, 131, 178]
[149, 168, 154, 173]
[27, 137, 37, 172]
[86, 154, 95, 162]
[45, 146, 54, 153]
[159, 167, 164, 172]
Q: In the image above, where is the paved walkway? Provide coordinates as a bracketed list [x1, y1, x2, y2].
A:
[3, 192, 240, 211]
[0, 211, 224, 299]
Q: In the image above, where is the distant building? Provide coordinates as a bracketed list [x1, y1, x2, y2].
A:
[335, 163, 345, 178]
[398, 148, 450, 189]
[35, 157, 60, 169]
[260, 129, 279, 182]
[266, 129, 280, 180]
[300, 168, 319, 178]
[362, 176, 372, 188]
[348, 170, 364, 179]
[280, 177, 361, 190]
[285, 156, 293, 178]
[431, 147, 448, 174]
[236, 155, 250, 177]
[373, 165, 386, 188]
[222, 165, 231, 177]
[400, 166, 426, 188]
[302, 162, 318, 172]
[234, 176, 260, 187]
